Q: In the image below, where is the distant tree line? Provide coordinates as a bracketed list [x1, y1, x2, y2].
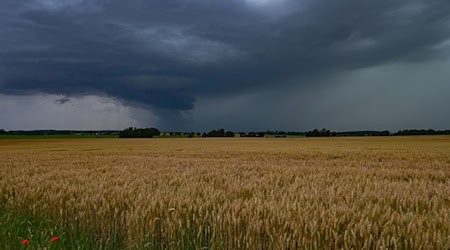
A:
[202, 129, 235, 137]
[305, 129, 390, 137]
[0, 129, 119, 135]
[335, 130, 391, 137]
[241, 132, 265, 137]
[234, 131, 305, 137]
[119, 127, 160, 138]
[303, 129, 450, 137]
[264, 131, 304, 136]
[394, 129, 450, 136]
[2, 128, 450, 138]
[305, 129, 335, 137]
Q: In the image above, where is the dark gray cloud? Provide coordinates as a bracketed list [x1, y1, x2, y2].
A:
[1, 0, 450, 129]
[54, 97, 70, 104]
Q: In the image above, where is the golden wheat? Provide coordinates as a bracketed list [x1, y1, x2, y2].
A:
[0, 136, 449, 249]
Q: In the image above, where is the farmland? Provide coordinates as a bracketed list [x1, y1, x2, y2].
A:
[0, 137, 449, 249]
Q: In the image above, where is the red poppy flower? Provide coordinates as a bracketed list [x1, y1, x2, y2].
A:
[50, 236, 59, 243]
[21, 239, 29, 245]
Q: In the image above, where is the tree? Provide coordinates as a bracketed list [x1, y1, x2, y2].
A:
[380, 130, 390, 136]
[247, 132, 257, 137]
[204, 129, 226, 137]
[225, 131, 235, 137]
[119, 127, 160, 138]
[0, 129, 6, 135]
[305, 128, 331, 137]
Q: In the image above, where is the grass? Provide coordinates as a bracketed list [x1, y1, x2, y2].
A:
[0, 136, 449, 249]
[0, 205, 123, 249]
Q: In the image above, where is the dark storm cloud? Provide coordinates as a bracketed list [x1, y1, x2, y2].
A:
[1, 0, 450, 114]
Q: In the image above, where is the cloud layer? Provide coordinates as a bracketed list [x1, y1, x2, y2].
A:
[1, 0, 450, 130]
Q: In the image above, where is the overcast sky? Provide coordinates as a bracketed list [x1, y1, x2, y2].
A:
[1, 0, 450, 131]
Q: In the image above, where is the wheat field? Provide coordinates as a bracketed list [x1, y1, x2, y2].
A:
[0, 136, 449, 249]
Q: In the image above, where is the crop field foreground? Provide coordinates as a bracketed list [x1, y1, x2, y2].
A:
[0, 137, 449, 249]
